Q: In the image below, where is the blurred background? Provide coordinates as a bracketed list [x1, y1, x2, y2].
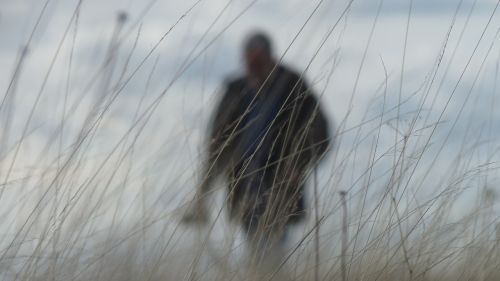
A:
[1, 0, 500, 280]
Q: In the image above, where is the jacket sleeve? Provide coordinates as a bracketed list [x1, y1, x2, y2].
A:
[288, 81, 331, 172]
[199, 81, 242, 192]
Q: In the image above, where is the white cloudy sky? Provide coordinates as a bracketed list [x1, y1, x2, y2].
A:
[0, 0, 500, 234]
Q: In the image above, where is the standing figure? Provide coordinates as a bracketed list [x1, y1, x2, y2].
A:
[183, 31, 331, 265]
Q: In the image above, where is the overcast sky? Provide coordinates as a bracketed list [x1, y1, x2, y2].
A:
[0, 0, 499, 227]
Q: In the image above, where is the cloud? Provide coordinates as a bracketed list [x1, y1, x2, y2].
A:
[0, 0, 499, 223]
[352, 0, 498, 15]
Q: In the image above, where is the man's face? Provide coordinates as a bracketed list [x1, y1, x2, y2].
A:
[244, 47, 270, 80]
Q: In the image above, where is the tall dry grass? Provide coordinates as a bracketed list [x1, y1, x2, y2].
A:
[1, 0, 500, 280]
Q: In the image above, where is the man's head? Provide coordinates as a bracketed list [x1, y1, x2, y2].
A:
[243, 32, 275, 82]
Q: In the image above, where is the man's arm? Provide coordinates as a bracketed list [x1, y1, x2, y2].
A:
[199, 79, 244, 193]
[302, 94, 330, 162]
[288, 78, 331, 172]
[182, 81, 242, 223]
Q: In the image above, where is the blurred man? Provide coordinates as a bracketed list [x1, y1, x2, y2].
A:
[183, 31, 331, 262]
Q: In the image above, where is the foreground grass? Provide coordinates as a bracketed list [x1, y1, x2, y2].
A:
[1, 0, 500, 280]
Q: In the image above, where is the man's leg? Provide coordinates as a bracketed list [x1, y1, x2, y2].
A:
[242, 214, 290, 279]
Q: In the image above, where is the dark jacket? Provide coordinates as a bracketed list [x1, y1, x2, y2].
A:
[201, 65, 330, 231]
